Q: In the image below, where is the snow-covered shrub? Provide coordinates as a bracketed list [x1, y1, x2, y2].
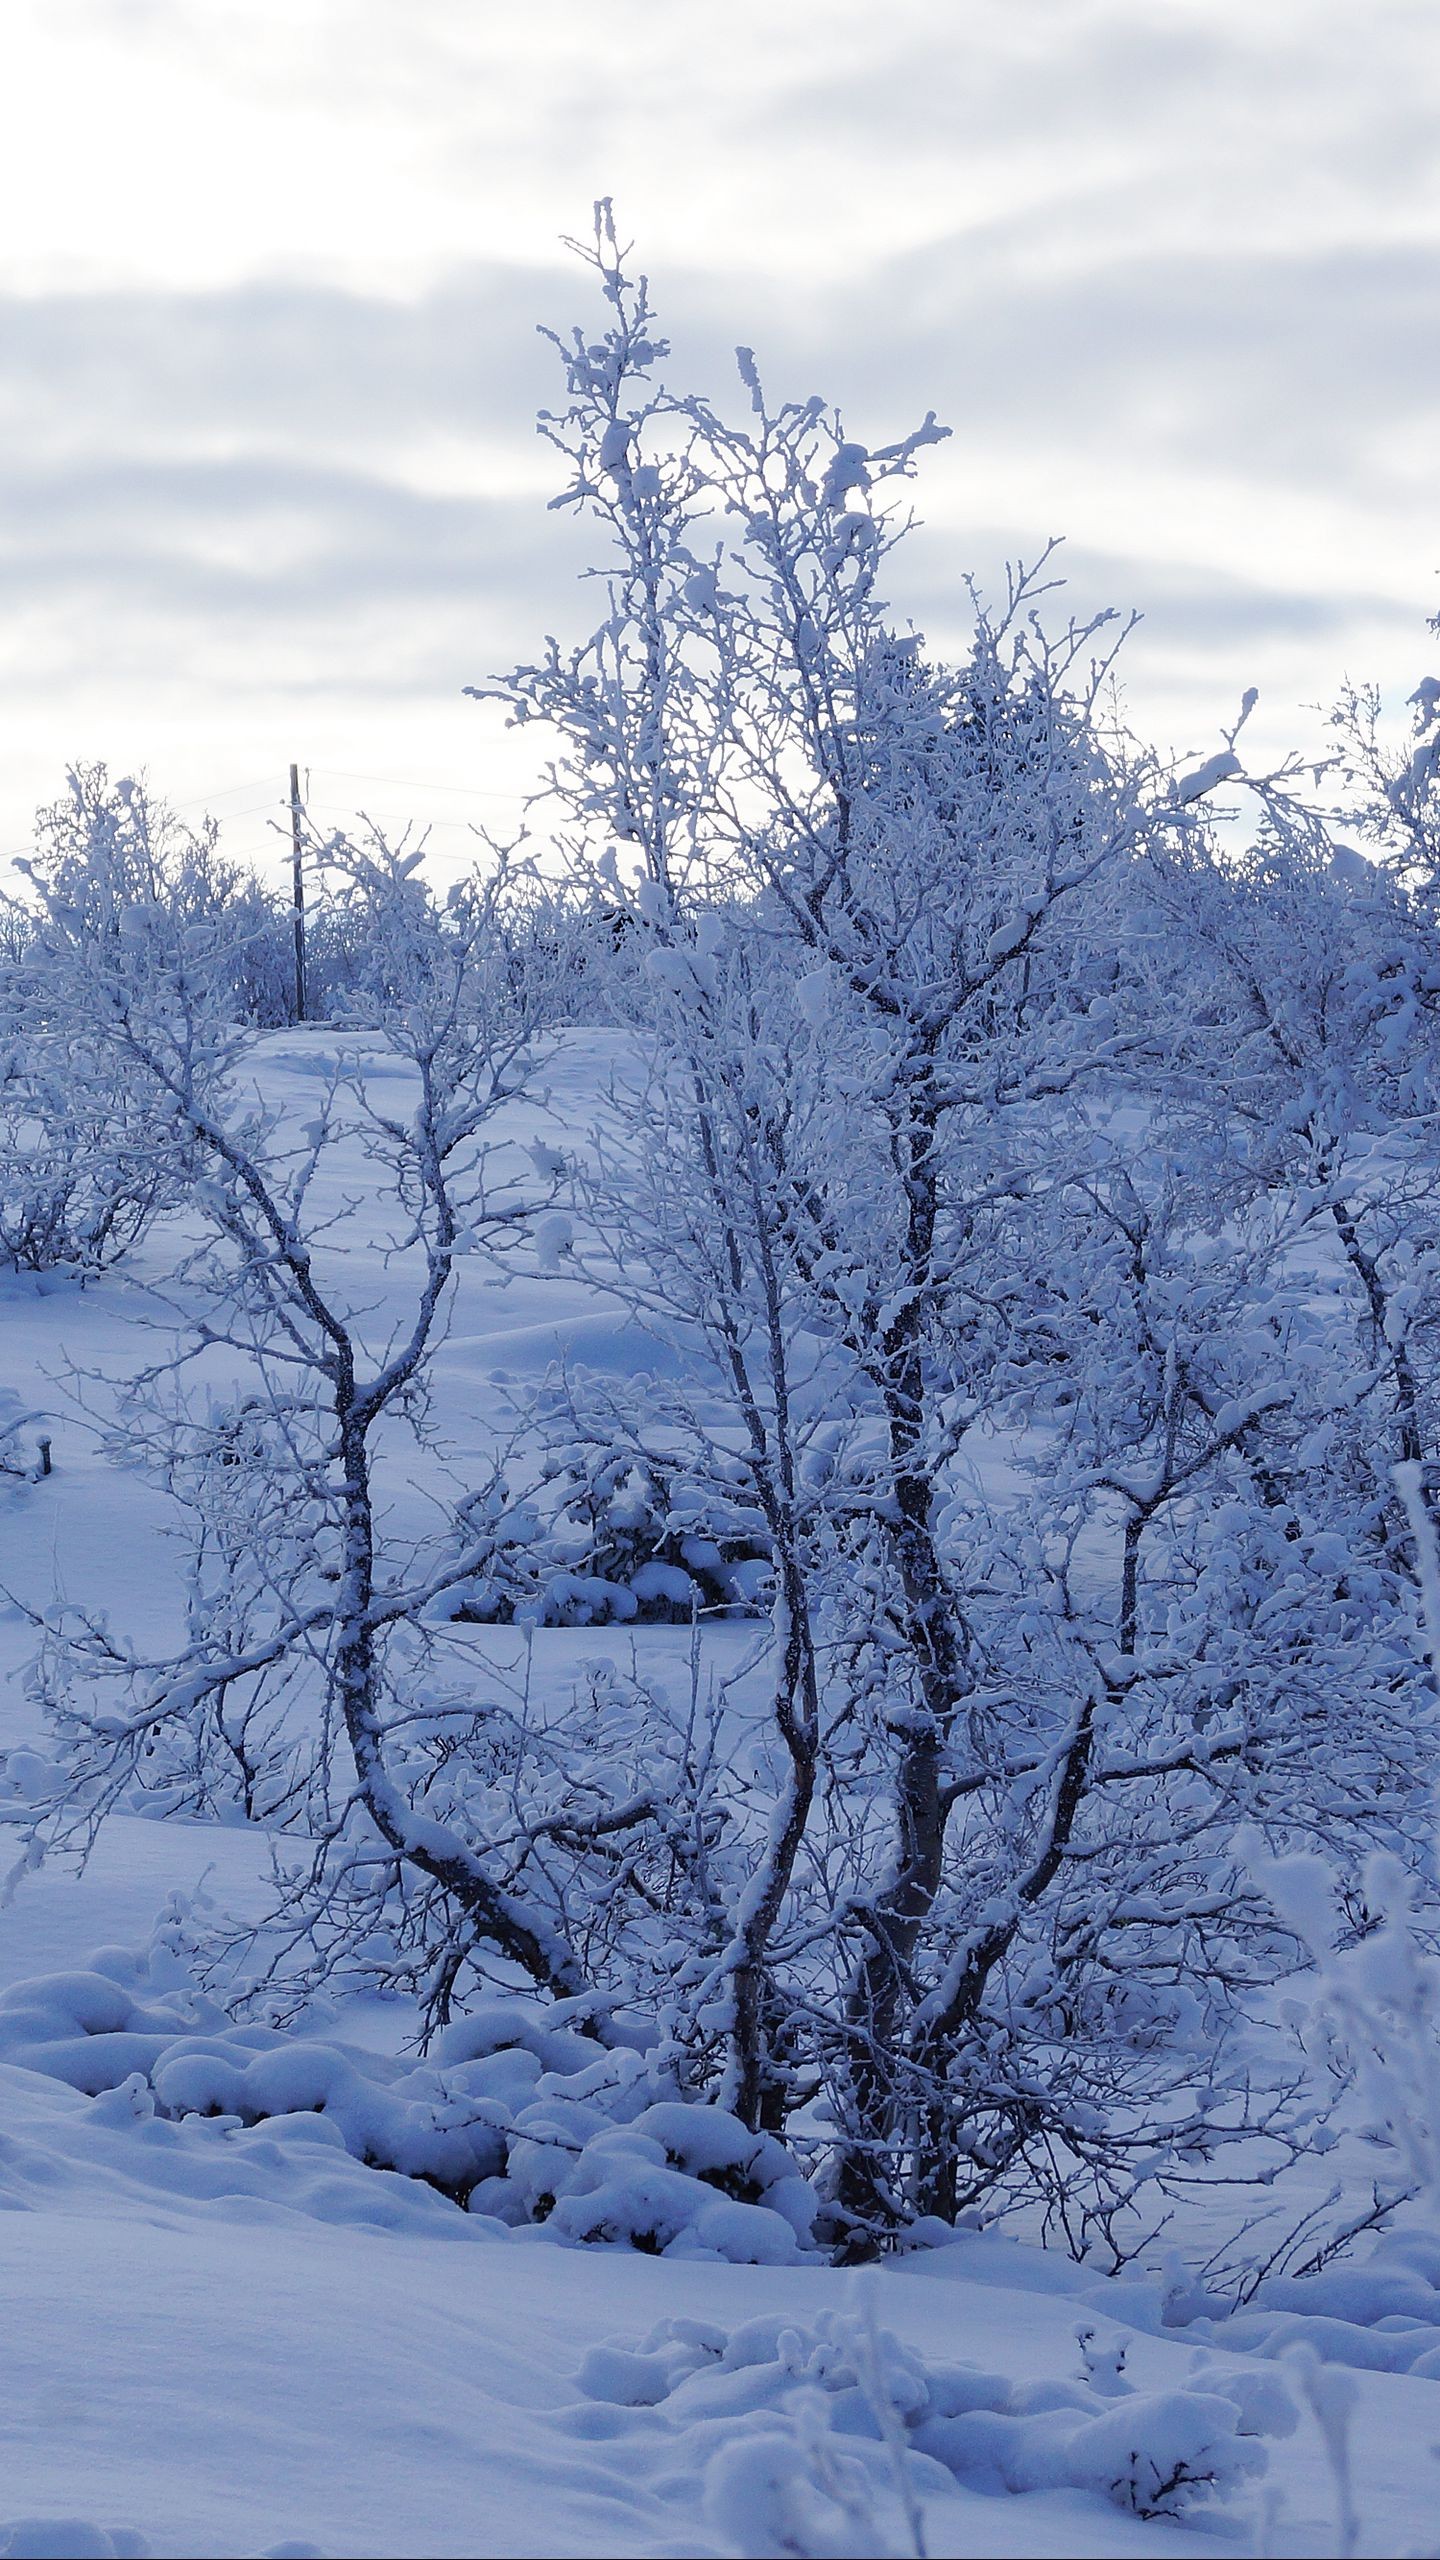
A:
[441, 1432, 770, 1627]
[1242, 1826, 1440, 2229]
[0, 1961, 517, 2202]
[0, 774, 265, 1280]
[578, 2304, 1281, 2544]
[495, 2100, 819, 2261]
[540, 2133, 800, 2262]
[9, 763, 305, 1026]
[0, 1389, 47, 1483]
[915, 2384, 1273, 2517]
[0, 1945, 825, 2256]
[700, 2407, 917, 2560]
[0, 1039, 180, 1274]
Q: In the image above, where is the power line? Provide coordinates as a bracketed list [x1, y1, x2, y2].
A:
[1, 761, 540, 880]
[311, 766, 532, 803]
[299, 805, 490, 830]
[170, 774, 281, 811]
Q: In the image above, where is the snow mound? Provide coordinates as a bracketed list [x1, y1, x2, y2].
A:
[495, 2098, 819, 2262]
[576, 2303, 1281, 2547]
[0, 2055, 501, 2242]
[0, 2530, 150, 2560]
[1188, 2229, 1440, 2375]
[0, 2534, 321, 2560]
[0, 1964, 234, 2094]
[0, 1952, 821, 2260]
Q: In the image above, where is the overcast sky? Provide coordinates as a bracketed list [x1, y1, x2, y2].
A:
[2, 0, 1437, 881]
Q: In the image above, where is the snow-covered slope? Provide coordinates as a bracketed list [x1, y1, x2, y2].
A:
[1, 1030, 1437, 2560]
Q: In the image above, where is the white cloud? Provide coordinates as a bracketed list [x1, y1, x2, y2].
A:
[0, 0, 1435, 866]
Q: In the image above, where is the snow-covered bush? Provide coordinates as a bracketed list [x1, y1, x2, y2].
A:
[0, 1389, 47, 1483]
[578, 2303, 1282, 2547]
[15, 766, 242, 945]
[440, 1425, 770, 1627]
[0, 1946, 824, 2259]
[9, 764, 302, 1025]
[494, 2099, 818, 2260]
[0, 1960, 535, 2202]
[0, 1036, 181, 1274]
[1241, 1824, 1440, 2233]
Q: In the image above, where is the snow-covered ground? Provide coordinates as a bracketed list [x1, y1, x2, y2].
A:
[2, 1029, 1439, 2560]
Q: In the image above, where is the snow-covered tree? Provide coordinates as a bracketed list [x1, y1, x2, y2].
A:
[481, 209, 1440, 2249]
[20, 832, 650, 2024]
[18, 213, 1440, 2282]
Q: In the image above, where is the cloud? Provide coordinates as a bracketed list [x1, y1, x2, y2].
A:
[0, 272, 557, 470]
[0, 450, 594, 703]
[840, 236, 1440, 493]
[0, 0, 1435, 850]
[17, 0, 1432, 295]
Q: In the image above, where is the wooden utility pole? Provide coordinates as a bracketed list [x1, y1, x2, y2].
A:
[289, 762, 307, 1025]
